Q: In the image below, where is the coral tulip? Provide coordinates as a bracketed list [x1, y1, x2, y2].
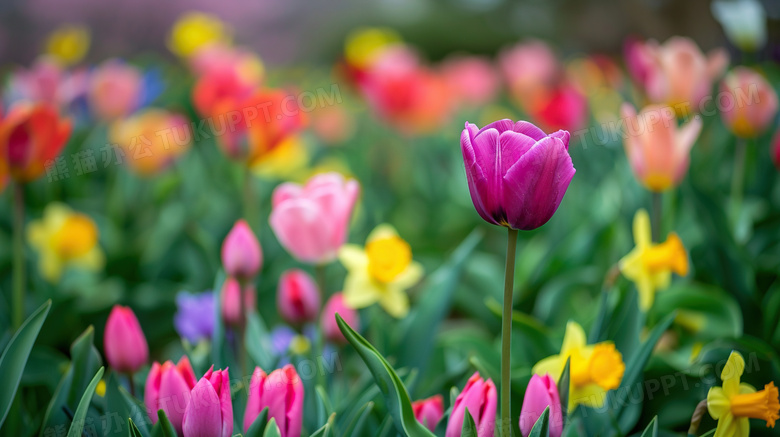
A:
[103, 305, 148, 374]
[719, 67, 778, 138]
[621, 103, 702, 192]
[460, 119, 575, 230]
[145, 356, 198, 434]
[270, 172, 359, 264]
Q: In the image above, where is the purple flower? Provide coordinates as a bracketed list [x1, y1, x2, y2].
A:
[269, 325, 296, 356]
[460, 119, 575, 230]
[174, 291, 216, 344]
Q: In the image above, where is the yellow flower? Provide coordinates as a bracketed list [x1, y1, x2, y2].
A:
[344, 27, 401, 69]
[251, 135, 310, 179]
[289, 335, 311, 355]
[167, 11, 232, 58]
[707, 351, 779, 437]
[618, 209, 688, 311]
[27, 203, 104, 282]
[338, 225, 423, 318]
[95, 380, 106, 397]
[532, 321, 625, 410]
[45, 24, 90, 66]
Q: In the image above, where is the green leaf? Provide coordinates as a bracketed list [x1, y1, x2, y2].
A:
[67, 366, 105, 437]
[0, 300, 51, 428]
[527, 406, 550, 437]
[244, 407, 269, 437]
[640, 416, 658, 437]
[152, 410, 177, 437]
[212, 270, 227, 367]
[262, 418, 282, 437]
[128, 419, 144, 437]
[342, 402, 374, 436]
[336, 314, 435, 437]
[558, 357, 570, 422]
[461, 407, 477, 437]
[105, 373, 151, 437]
[397, 230, 482, 378]
[316, 385, 334, 428]
[309, 413, 336, 437]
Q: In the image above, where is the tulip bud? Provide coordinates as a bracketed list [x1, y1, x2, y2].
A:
[182, 367, 233, 437]
[446, 372, 497, 437]
[104, 305, 148, 374]
[519, 374, 563, 437]
[460, 119, 575, 230]
[413, 395, 444, 431]
[221, 277, 244, 327]
[719, 67, 778, 138]
[221, 220, 262, 280]
[244, 365, 303, 437]
[277, 269, 321, 324]
[145, 356, 197, 434]
[320, 293, 359, 344]
[269, 173, 359, 264]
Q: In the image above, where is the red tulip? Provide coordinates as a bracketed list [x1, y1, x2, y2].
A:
[277, 269, 321, 324]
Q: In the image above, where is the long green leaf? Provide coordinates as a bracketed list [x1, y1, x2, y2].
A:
[151, 410, 177, 437]
[263, 418, 281, 437]
[244, 407, 269, 437]
[128, 419, 143, 437]
[0, 300, 51, 427]
[211, 270, 226, 367]
[461, 407, 477, 437]
[336, 314, 435, 437]
[558, 357, 570, 422]
[528, 406, 550, 437]
[640, 416, 658, 437]
[67, 366, 105, 437]
[342, 402, 374, 436]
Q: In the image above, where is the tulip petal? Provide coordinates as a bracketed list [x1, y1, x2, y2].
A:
[512, 120, 547, 140]
[498, 131, 536, 174]
[502, 136, 575, 230]
[461, 123, 498, 225]
[182, 378, 222, 437]
[477, 118, 514, 136]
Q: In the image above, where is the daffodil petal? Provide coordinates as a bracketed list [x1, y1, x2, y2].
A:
[633, 209, 652, 248]
[532, 355, 564, 380]
[343, 271, 380, 309]
[707, 387, 730, 419]
[571, 383, 607, 410]
[390, 261, 423, 289]
[71, 247, 105, 271]
[561, 321, 587, 356]
[738, 383, 756, 395]
[722, 351, 745, 398]
[339, 245, 368, 270]
[734, 417, 749, 437]
[367, 224, 398, 242]
[40, 252, 63, 282]
[378, 287, 409, 318]
[713, 413, 736, 437]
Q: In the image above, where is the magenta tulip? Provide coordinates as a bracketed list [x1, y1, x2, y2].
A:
[145, 356, 198, 434]
[221, 220, 262, 280]
[519, 374, 563, 437]
[446, 372, 497, 437]
[244, 365, 304, 437]
[460, 119, 575, 230]
[320, 292, 359, 344]
[182, 367, 233, 437]
[104, 305, 148, 374]
[277, 269, 321, 324]
[269, 172, 359, 264]
[413, 395, 444, 431]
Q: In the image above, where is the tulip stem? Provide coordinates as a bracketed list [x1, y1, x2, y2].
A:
[501, 227, 518, 437]
[651, 191, 662, 243]
[730, 138, 746, 212]
[242, 166, 256, 229]
[127, 372, 136, 398]
[12, 183, 25, 330]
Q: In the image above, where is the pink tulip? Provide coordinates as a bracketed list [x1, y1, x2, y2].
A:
[638, 37, 729, 110]
[243, 365, 303, 437]
[7, 56, 88, 108]
[499, 40, 559, 105]
[104, 305, 148, 374]
[320, 292, 359, 344]
[88, 59, 143, 120]
[413, 395, 444, 431]
[182, 367, 233, 437]
[773, 130, 780, 170]
[519, 374, 563, 437]
[621, 103, 702, 192]
[441, 56, 500, 107]
[221, 220, 262, 280]
[221, 277, 243, 327]
[624, 36, 656, 90]
[719, 67, 778, 138]
[446, 372, 497, 437]
[277, 269, 321, 324]
[145, 356, 198, 434]
[269, 173, 359, 264]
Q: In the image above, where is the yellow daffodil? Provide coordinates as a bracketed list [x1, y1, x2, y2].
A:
[251, 135, 310, 179]
[707, 351, 779, 437]
[338, 225, 423, 318]
[27, 203, 104, 282]
[45, 24, 90, 66]
[532, 321, 625, 410]
[618, 209, 688, 311]
[344, 27, 401, 69]
[167, 11, 232, 58]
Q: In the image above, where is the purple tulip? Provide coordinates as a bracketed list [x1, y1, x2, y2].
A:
[460, 119, 575, 230]
[519, 374, 563, 437]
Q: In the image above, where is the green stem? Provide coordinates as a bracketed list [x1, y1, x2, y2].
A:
[237, 325, 248, 379]
[242, 165, 256, 228]
[12, 183, 25, 330]
[731, 138, 747, 210]
[651, 191, 662, 243]
[314, 264, 327, 389]
[501, 227, 518, 437]
[128, 372, 136, 398]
